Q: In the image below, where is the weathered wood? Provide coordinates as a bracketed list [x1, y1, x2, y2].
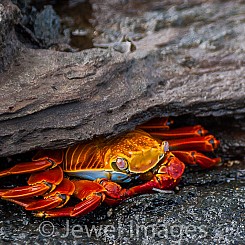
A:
[0, 0, 244, 157]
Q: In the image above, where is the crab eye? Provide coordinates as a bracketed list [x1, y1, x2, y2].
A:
[162, 141, 169, 153]
[115, 158, 128, 170]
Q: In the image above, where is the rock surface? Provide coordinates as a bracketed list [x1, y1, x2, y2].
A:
[0, 164, 244, 244]
[0, 0, 21, 72]
[0, 0, 245, 157]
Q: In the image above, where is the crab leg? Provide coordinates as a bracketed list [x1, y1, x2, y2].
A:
[167, 135, 221, 168]
[139, 118, 220, 152]
[35, 180, 107, 218]
[171, 151, 221, 168]
[138, 118, 207, 137]
[0, 166, 63, 199]
[137, 117, 172, 130]
[0, 149, 63, 178]
[146, 125, 208, 139]
[142, 120, 220, 168]
[9, 197, 64, 211]
[168, 135, 220, 152]
[7, 178, 75, 211]
[0, 160, 52, 178]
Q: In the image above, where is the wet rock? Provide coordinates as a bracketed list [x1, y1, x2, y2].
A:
[13, 0, 92, 50]
[0, 168, 244, 244]
[33, 5, 64, 47]
[0, 0, 21, 72]
[103, 181, 245, 244]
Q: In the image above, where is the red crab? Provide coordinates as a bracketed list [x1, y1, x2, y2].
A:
[0, 118, 220, 217]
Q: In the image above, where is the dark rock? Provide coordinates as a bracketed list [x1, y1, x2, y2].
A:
[33, 5, 63, 47]
[0, 0, 21, 72]
[102, 181, 245, 244]
[13, 0, 92, 50]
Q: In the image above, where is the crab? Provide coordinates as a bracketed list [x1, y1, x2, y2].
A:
[0, 118, 220, 218]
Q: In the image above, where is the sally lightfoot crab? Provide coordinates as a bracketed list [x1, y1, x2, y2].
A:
[0, 118, 220, 217]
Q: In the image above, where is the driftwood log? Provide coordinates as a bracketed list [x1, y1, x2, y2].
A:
[0, 0, 245, 157]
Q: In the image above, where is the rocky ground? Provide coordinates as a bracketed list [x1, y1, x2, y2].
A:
[0, 0, 244, 157]
[0, 163, 244, 244]
[0, 0, 244, 244]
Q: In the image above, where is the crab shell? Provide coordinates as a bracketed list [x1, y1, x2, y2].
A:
[63, 130, 169, 182]
[103, 130, 168, 172]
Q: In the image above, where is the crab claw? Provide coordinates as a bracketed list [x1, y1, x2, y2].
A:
[0, 166, 63, 199]
[116, 152, 185, 198]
